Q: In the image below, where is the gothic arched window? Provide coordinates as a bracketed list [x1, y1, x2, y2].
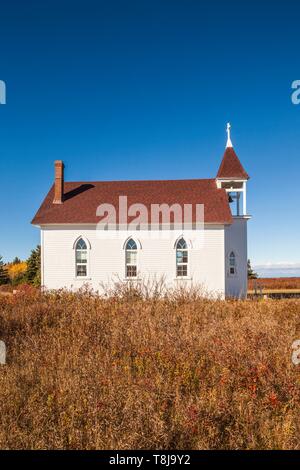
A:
[75, 238, 88, 277]
[125, 238, 138, 278]
[229, 251, 236, 275]
[176, 238, 188, 277]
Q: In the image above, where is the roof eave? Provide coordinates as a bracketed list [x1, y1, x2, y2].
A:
[216, 176, 249, 181]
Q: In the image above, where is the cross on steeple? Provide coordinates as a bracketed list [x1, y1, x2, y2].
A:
[226, 122, 233, 148]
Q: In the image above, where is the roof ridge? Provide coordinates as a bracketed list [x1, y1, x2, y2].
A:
[63, 177, 216, 184]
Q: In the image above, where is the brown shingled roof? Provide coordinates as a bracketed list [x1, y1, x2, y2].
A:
[217, 147, 249, 180]
[31, 179, 233, 225]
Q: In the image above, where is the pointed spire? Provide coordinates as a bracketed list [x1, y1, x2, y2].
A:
[217, 124, 249, 180]
[226, 122, 233, 148]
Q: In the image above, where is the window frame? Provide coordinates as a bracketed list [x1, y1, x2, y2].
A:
[74, 237, 90, 279]
[125, 238, 138, 279]
[175, 237, 189, 278]
[228, 251, 237, 276]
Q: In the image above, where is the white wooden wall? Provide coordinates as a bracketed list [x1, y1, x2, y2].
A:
[224, 218, 248, 298]
[40, 224, 226, 297]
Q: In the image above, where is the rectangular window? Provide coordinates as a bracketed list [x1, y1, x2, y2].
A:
[229, 252, 236, 276]
[177, 265, 188, 277]
[76, 250, 87, 263]
[126, 251, 137, 265]
[176, 252, 188, 264]
[126, 265, 137, 278]
[76, 265, 87, 277]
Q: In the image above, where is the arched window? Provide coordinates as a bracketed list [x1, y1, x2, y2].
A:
[229, 251, 236, 275]
[125, 238, 137, 278]
[75, 238, 88, 277]
[176, 238, 188, 277]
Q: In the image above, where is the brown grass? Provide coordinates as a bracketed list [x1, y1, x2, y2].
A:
[249, 277, 300, 290]
[0, 287, 300, 450]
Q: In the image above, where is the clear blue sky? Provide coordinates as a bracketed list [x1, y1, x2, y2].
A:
[1, 0, 300, 276]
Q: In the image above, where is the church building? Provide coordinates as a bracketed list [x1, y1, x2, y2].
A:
[32, 124, 251, 298]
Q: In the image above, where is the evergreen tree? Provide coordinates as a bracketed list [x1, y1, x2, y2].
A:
[0, 255, 9, 285]
[26, 245, 41, 287]
[247, 259, 258, 279]
[12, 257, 21, 264]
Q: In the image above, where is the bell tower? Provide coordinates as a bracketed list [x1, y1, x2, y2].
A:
[216, 123, 249, 217]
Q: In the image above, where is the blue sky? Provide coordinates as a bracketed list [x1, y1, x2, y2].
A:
[0, 0, 300, 276]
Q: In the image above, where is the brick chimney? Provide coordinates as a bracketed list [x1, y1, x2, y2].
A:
[53, 160, 64, 204]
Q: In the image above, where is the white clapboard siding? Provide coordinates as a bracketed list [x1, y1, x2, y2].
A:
[224, 218, 248, 298]
[41, 224, 226, 297]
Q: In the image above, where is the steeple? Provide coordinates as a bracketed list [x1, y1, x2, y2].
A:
[217, 123, 249, 180]
[216, 124, 249, 216]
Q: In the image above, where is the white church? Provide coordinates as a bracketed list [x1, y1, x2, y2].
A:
[32, 124, 251, 298]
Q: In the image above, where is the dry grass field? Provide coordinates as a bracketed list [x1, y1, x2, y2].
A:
[0, 286, 300, 450]
[248, 277, 300, 291]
